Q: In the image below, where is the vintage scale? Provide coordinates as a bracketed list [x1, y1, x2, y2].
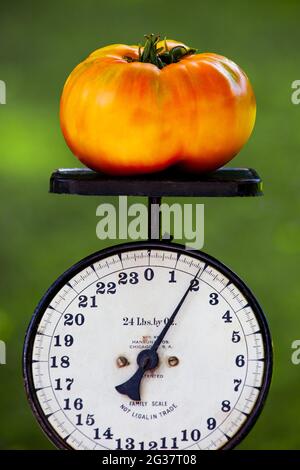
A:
[23, 167, 272, 451]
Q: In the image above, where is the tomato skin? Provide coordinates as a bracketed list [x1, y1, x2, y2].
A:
[60, 41, 256, 175]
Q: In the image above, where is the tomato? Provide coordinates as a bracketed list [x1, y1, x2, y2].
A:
[60, 35, 256, 175]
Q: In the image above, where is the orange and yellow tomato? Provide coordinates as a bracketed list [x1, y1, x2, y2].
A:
[60, 37, 256, 175]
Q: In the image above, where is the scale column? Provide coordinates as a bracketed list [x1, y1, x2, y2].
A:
[148, 196, 162, 240]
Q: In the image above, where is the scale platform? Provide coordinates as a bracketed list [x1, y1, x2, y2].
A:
[50, 167, 263, 197]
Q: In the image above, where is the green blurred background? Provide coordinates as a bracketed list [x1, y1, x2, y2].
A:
[0, 0, 300, 450]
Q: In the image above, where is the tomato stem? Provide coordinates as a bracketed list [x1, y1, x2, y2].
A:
[124, 34, 197, 69]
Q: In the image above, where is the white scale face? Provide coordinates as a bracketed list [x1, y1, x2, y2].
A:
[24, 244, 271, 450]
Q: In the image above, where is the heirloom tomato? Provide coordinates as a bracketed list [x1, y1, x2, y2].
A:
[60, 35, 256, 175]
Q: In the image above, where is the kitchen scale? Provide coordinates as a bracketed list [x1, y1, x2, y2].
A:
[23, 167, 272, 451]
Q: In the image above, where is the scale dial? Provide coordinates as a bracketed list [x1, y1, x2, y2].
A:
[23, 242, 272, 450]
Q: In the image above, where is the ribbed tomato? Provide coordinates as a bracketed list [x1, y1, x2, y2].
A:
[60, 35, 256, 175]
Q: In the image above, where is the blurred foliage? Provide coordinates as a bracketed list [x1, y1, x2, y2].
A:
[0, 0, 300, 450]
